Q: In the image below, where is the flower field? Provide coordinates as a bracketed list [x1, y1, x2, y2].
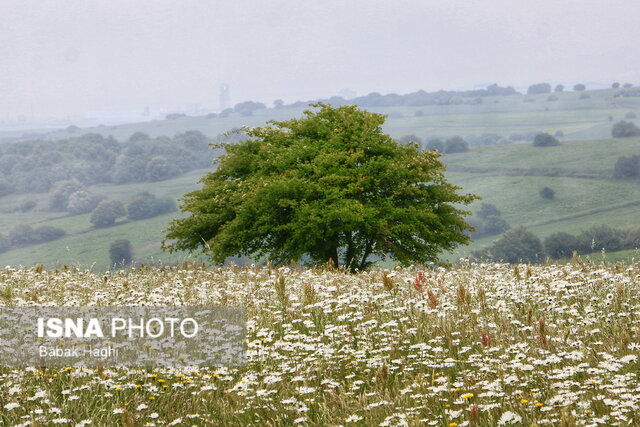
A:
[1, 261, 639, 426]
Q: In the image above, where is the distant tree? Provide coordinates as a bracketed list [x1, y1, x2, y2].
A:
[579, 93, 591, 99]
[533, 133, 560, 147]
[527, 83, 551, 95]
[273, 99, 284, 109]
[128, 132, 150, 143]
[48, 179, 85, 211]
[612, 82, 620, 89]
[145, 156, 181, 181]
[547, 94, 558, 102]
[32, 226, 65, 243]
[206, 113, 217, 119]
[8, 224, 36, 246]
[544, 232, 580, 259]
[554, 130, 564, 138]
[176, 130, 209, 151]
[233, 101, 267, 116]
[425, 139, 445, 152]
[18, 200, 37, 212]
[624, 112, 637, 119]
[166, 113, 186, 120]
[482, 215, 511, 235]
[218, 108, 233, 118]
[573, 84, 586, 91]
[613, 155, 640, 179]
[109, 239, 133, 266]
[476, 226, 543, 263]
[612, 120, 640, 138]
[414, 110, 424, 117]
[398, 134, 422, 144]
[444, 136, 469, 154]
[67, 190, 104, 214]
[540, 186, 555, 200]
[623, 83, 633, 89]
[554, 84, 564, 93]
[577, 225, 622, 253]
[477, 203, 500, 219]
[90, 200, 126, 227]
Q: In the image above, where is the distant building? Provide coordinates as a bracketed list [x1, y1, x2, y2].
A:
[219, 84, 230, 111]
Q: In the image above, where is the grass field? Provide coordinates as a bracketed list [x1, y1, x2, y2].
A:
[1, 263, 639, 425]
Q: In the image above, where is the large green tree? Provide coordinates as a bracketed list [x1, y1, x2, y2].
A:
[163, 103, 478, 271]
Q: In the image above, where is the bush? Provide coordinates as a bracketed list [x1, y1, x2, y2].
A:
[90, 200, 126, 227]
[48, 179, 85, 211]
[554, 130, 564, 138]
[126, 192, 176, 220]
[109, 239, 133, 266]
[0, 234, 10, 252]
[625, 112, 638, 119]
[545, 232, 581, 259]
[414, 110, 423, 117]
[533, 133, 560, 147]
[477, 203, 500, 219]
[0, 178, 13, 197]
[547, 95, 558, 102]
[145, 156, 181, 182]
[573, 84, 586, 91]
[8, 224, 36, 246]
[577, 225, 622, 253]
[613, 155, 640, 179]
[540, 187, 555, 200]
[527, 83, 551, 94]
[398, 134, 422, 144]
[612, 82, 620, 89]
[67, 190, 104, 214]
[475, 226, 543, 263]
[31, 226, 65, 242]
[554, 84, 564, 93]
[482, 215, 511, 236]
[19, 200, 37, 212]
[444, 136, 469, 154]
[611, 120, 640, 138]
[579, 93, 591, 99]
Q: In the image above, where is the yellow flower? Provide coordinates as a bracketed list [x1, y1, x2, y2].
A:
[535, 402, 543, 407]
[462, 393, 474, 399]
[115, 387, 122, 391]
[449, 423, 458, 427]
[520, 399, 529, 404]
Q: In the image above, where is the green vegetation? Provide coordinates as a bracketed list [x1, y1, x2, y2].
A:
[164, 104, 477, 271]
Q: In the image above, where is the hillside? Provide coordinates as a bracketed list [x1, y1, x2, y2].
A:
[1, 87, 640, 269]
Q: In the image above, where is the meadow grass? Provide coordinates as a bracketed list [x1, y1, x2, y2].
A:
[0, 262, 639, 426]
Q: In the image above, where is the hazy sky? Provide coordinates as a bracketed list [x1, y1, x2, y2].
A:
[1, 0, 639, 119]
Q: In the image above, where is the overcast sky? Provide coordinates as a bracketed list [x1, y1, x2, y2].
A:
[1, 0, 639, 119]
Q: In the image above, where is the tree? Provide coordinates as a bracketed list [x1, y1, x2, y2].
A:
[533, 133, 560, 147]
[527, 83, 551, 94]
[554, 84, 564, 93]
[0, 178, 13, 197]
[164, 103, 478, 271]
[612, 82, 620, 89]
[425, 139, 445, 152]
[544, 232, 580, 259]
[110, 239, 133, 266]
[90, 200, 126, 227]
[476, 226, 543, 263]
[482, 215, 510, 235]
[540, 187, 555, 200]
[444, 136, 469, 153]
[398, 134, 422, 144]
[273, 99, 284, 109]
[48, 179, 85, 211]
[613, 155, 640, 179]
[477, 203, 500, 219]
[67, 190, 103, 214]
[145, 156, 181, 181]
[573, 83, 586, 91]
[611, 120, 640, 138]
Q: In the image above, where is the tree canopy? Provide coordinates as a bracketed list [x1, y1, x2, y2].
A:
[164, 103, 478, 271]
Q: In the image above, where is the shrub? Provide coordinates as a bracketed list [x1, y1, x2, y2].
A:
[8, 224, 36, 246]
[540, 187, 555, 200]
[573, 84, 586, 91]
[612, 82, 620, 89]
[477, 203, 501, 219]
[67, 190, 104, 214]
[579, 93, 591, 99]
[611, 120, 640, 138]
[0, 178, 13, 197]
[545, 232, 581, 259]
[577, 225, 622, 253]
[554, 84, 564, 93]
[547, 95, 558, 102]
[527, 83, 551, 94]
[444, 136, 469, 154]
[475, 226, 543, 263]
[109, 239, 133, 266]
[398, 134, 422, 144]
[624, 112, 638, 119]
[145, 156, 181, 182]
[31, 226, 65, 242]
[127, 192, 178, 221]
[90, 200, 126, 227]
[613, 155, 640, 179]
[48, 179, 85, 211]
[0, 234, 10, 252]
[482, 215, 511, 236]
[19, 200, 37, 212]
[533, 133, 560, 147]
[554, 130, 564, 138]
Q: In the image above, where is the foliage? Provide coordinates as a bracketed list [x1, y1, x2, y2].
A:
[233, 101, 267, 116]
[554, 84, 564, 92]
[613, 155, 640, 179]
[90, 200, 126, 227]
[109, 239, 133, 266]
[539, 186, 555, 200]
[425, 139, 445, 152]
[0, 234, 9, 252]
[48, 179, 86, 211]
[475, 226, 543, 263]
[164, 103, 478, 270]
[7, 223, 65, 247]
[0, 178, 13, 197]
[477, 203, 500, 219]
[544, 232, 580, 259]
[444, 136, 469, 154]
[532, 133, 560, 147]
[612, 82, 620, 89]
[612, 120, 640, 138]
[127, 192, 177, 220]
[398, 134, 422, 144]
[546, 94, 558, 102]
[625, 112, 638, 119]
[18, 200, 36, 213]
[527, 83, 551, 94]
[573, 83, 586, 91]
[576, 225, 623, 253]
[66, 190, 105, 214]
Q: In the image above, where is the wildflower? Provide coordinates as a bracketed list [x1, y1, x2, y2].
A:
[462, 393, 474, 399]
[498, 411, 522, 425]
